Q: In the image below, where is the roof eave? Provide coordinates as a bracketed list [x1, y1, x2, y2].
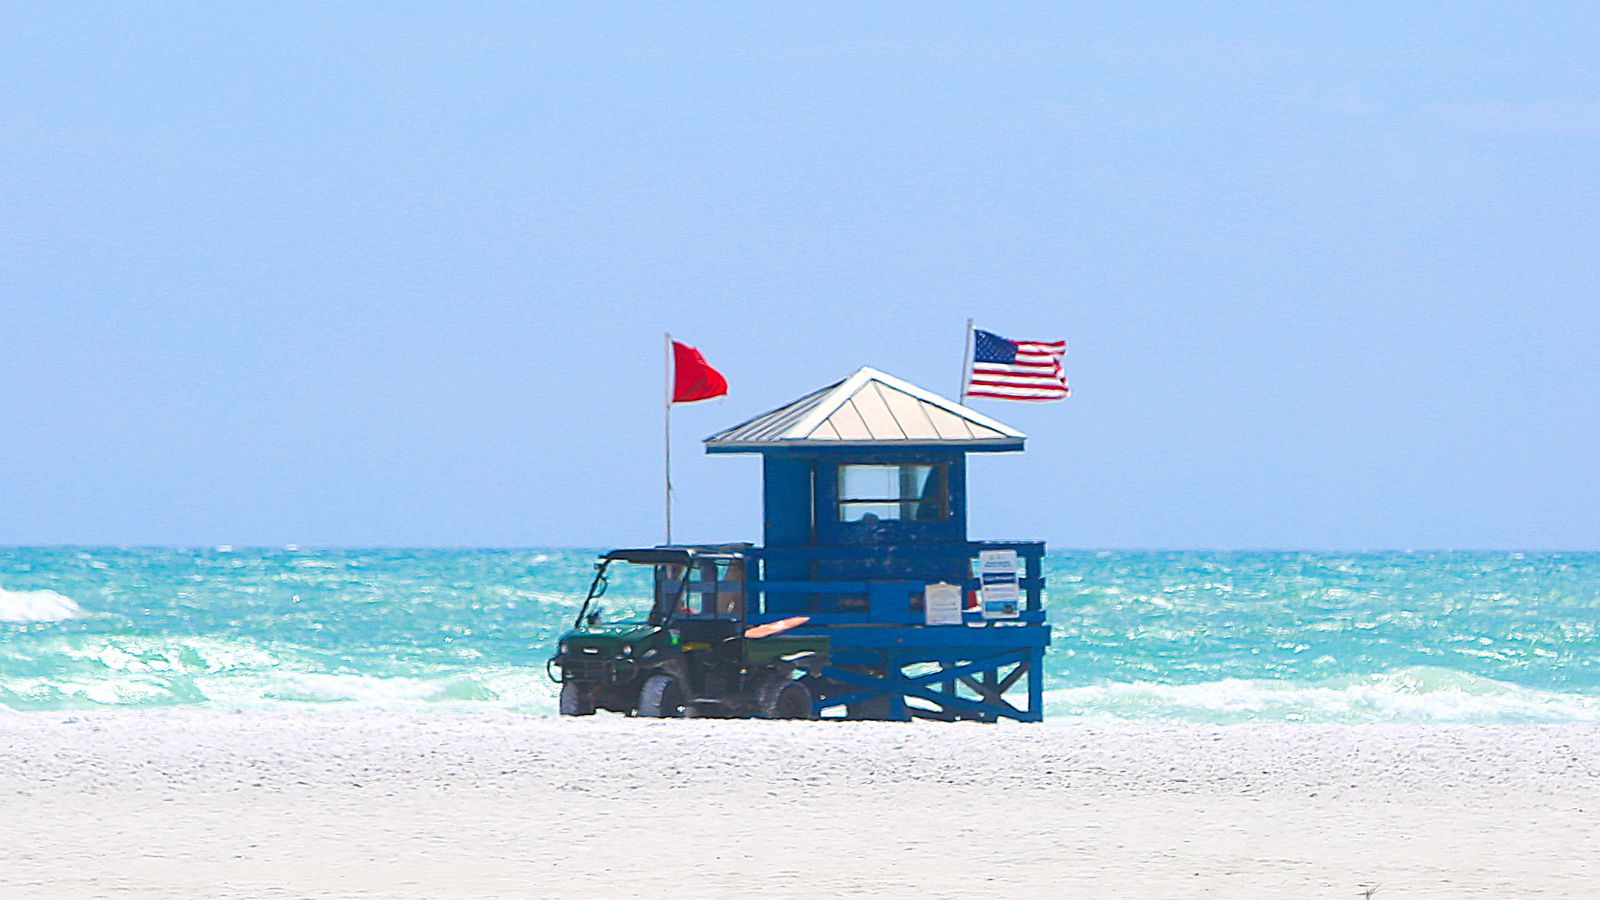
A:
[704, 437, 1026, 454]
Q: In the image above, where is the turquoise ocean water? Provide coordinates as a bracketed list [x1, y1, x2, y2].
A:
[2, 548, 1597, 722]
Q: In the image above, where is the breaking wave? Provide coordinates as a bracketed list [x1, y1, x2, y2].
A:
[0, 587, 82, 623]
[0, 634, 560, 713]
[1044, 666, 1600, 724]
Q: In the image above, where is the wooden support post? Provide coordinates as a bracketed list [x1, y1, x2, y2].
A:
[1028, 648, 1044, 721]
[887, 652, 908, 721]
[1025, 551, 1043, 611]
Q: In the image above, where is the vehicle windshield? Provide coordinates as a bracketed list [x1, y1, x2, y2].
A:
[577, 556, 740, 626]
[578, 560, 689, 626]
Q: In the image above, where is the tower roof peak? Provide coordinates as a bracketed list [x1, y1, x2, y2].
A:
[704, 366, 1024, 453]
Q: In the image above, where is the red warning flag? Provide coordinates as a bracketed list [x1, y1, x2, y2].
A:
[671, 340, 728, 403]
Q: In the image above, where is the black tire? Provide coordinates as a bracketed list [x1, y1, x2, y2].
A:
[637, 673, 687, 718]
[759, 678, 814, 720]
[559, 682, 595, 717]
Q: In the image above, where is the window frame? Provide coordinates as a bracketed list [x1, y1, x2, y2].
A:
[835, 462, 950, 523]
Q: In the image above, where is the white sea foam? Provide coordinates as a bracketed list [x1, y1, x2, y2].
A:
[244, 668, 555, 710]
[1045, 666, 1600, 724]
[0, 587, 83, 623]
[256, 672, 444, 705]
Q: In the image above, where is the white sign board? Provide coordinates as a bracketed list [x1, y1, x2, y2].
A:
[977, 549, 1020, 619]
[924, 581, 963, 626]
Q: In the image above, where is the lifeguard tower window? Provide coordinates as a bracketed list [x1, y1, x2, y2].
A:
[837, 463, 949, 523]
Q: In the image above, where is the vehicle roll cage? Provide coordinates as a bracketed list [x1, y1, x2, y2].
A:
[573, 548, 742, 628]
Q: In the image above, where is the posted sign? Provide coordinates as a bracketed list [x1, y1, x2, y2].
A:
[977, 549, 1021, 619]
[923, 581, 963, 626]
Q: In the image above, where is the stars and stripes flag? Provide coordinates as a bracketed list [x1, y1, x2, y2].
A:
[964, 328, 1070, 401]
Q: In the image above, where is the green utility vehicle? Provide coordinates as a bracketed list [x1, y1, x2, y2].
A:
[547, 547, 828, 718]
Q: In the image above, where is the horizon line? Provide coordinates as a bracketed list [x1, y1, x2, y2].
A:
[2, 544, 1595, 554]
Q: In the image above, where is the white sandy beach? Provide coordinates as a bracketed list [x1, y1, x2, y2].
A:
[2, 711, 1596, 899]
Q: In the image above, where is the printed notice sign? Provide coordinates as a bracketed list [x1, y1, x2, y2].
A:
[924, 582, 963, 626]
[978, 549, 1021, 619]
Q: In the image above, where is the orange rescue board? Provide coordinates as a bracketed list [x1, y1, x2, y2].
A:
[743, 615, 811, 639]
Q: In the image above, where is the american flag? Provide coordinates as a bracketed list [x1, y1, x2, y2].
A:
[964, 328, 1070, 401]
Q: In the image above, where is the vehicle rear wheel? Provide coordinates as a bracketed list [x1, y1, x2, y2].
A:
[759, 678, 814, 720]
[637, 673, 687, 718]
[559, 682, 595, 716]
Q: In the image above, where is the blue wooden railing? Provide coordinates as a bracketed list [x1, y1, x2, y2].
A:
[744, 540, 1046, 627]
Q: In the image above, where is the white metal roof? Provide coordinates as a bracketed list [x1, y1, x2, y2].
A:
[704, 367, 1025, 452]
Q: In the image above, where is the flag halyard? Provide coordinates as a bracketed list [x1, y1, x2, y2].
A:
[664, 335, 728, 544]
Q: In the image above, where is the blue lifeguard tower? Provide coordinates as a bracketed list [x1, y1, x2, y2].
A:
[705, 367, 1049, 722]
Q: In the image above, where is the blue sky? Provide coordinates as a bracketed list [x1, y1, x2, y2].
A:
[3, 4, 1597, 549]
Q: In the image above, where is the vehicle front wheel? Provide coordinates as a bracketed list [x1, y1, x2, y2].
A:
[637, 673, 687, 718]
[759, 678, 814, 720]
[559, 682, 595, 716]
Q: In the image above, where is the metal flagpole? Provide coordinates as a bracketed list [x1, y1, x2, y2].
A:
[957, 318, 975, 401]
[664, 331, 673, 545]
